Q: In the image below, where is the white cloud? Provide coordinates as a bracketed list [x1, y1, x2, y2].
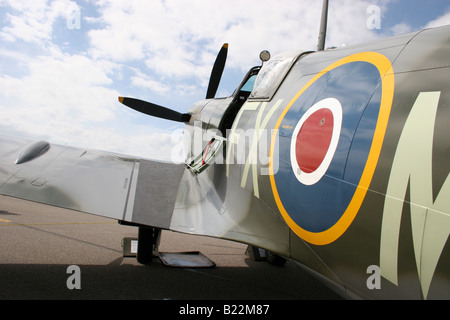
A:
[0, 0, 388, 160]
[0, 0, 79, 44]
[426, 11, 450, 28]
[130, 70, 170, 95]
[80, 0, 387, 113]
[4, 0, 446, 161]
[0, 51, 117, 118]
[325, 0, 383, 47]
[0, 46, 122, 150]
[389, 22, 413, 35]
[88, 0, 381, 75]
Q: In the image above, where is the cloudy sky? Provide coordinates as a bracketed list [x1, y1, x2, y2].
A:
[0, 0, 449, 161]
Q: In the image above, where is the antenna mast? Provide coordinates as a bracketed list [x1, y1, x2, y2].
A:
[317, 0, 329, 51]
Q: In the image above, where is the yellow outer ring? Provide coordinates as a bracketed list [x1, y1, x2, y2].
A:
[269, 52, 395, 245]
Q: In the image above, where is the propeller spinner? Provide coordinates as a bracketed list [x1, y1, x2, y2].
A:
[118, 43, 229, 123]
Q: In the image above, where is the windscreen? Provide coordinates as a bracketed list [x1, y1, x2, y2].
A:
[250, 51, 305, 100]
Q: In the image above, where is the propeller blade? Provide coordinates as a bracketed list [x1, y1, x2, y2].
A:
[118, 97, 191, 123]
[206, 43, 228, 99]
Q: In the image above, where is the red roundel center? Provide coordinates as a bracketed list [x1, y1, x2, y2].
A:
[295, 108, 334, 173]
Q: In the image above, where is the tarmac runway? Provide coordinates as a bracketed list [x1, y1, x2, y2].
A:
[0, 195, 342, 301]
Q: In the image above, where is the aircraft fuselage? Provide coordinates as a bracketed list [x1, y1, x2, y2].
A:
[177, 26, 450, 299]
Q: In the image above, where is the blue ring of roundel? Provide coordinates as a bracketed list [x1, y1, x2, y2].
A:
[273, 61, 382, 233]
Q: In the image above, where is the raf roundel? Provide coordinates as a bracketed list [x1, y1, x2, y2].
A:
[269, 52, 395, 245]
[290, 98, 342, 186]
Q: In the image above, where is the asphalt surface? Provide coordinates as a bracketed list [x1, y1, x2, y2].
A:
[0, 195, 342, 301]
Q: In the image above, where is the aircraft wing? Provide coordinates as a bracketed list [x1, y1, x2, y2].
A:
[0, 133, 290, 256]
[0, 135, 185, 229]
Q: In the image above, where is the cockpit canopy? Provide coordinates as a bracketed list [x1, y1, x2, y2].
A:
[250, 50, 306, 101]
